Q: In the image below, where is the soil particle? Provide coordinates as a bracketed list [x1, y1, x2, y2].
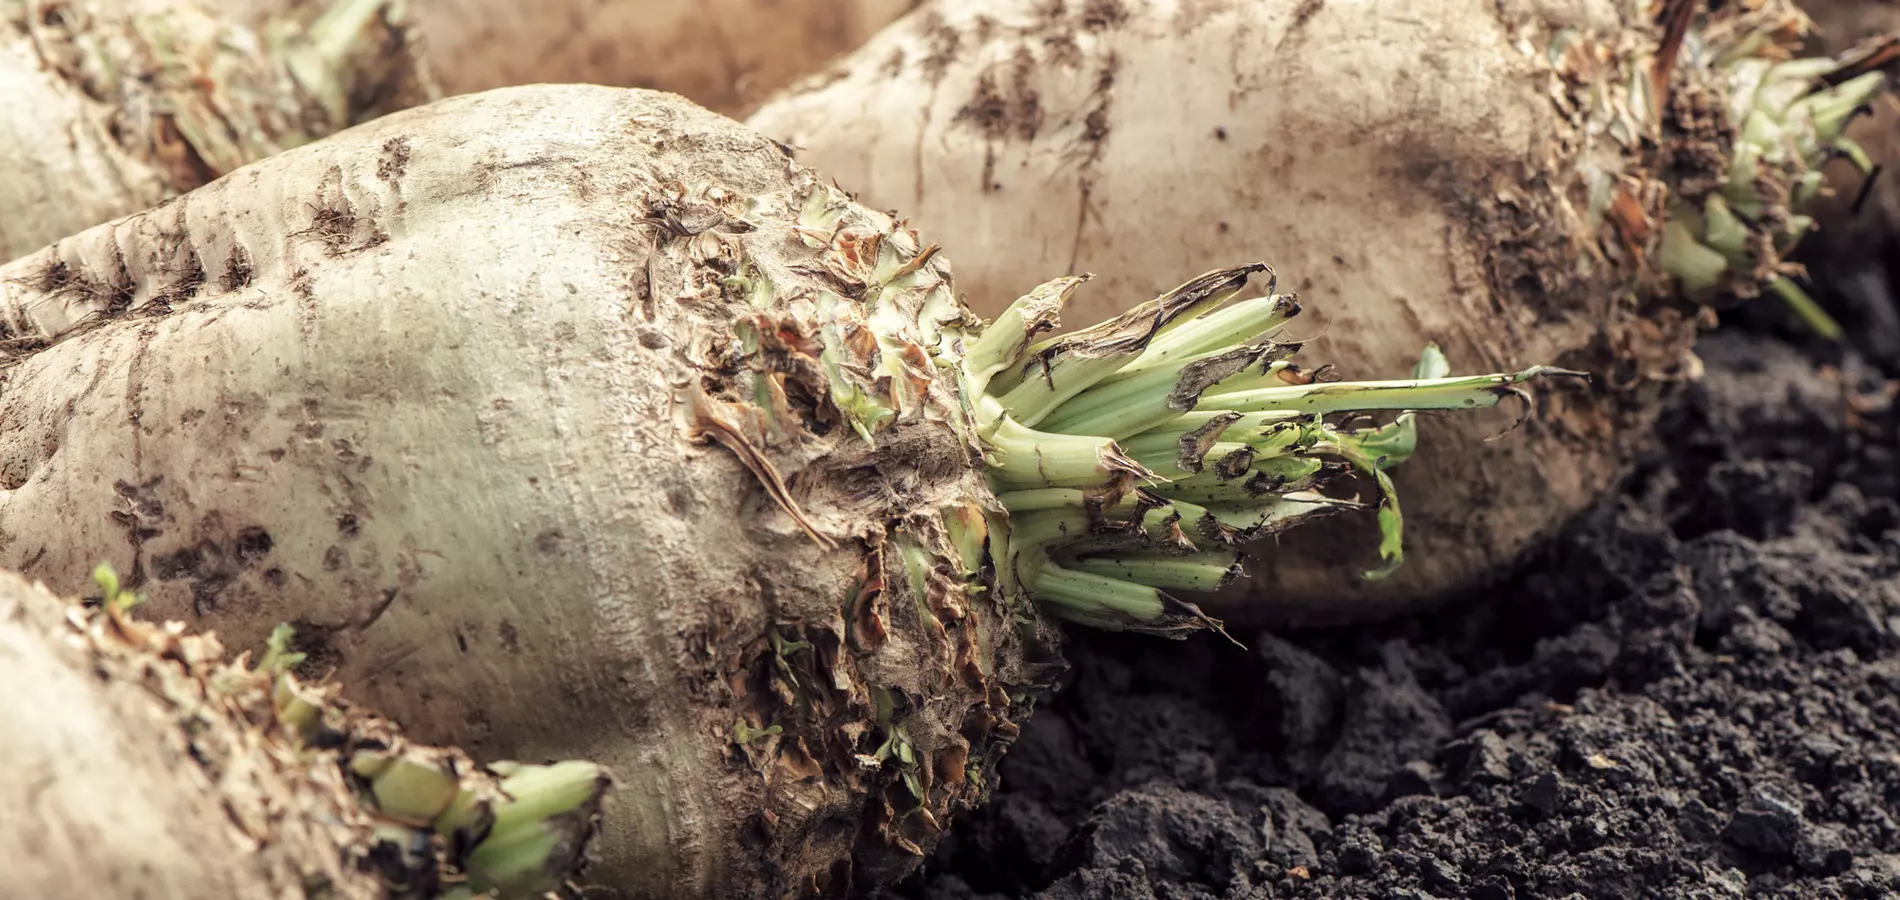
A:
[865, 316, 1900, 898]
[1080, 0, 1128, 31]
[919, 12, 964, 83]
[220, 244, 254, 292]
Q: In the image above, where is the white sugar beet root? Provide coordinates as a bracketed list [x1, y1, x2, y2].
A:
[0, 84, 1569, 895]
[746, 0, 1893, 625]
[0, 566, 611, 900]
[0, 570, 383, 898]
[0, 0, 434, 261]
[229, 0, 918, 116]
[0, 85, 1061, 898]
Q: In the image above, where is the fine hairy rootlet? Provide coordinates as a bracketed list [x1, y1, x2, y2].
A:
[0, 85, 1568, 896]
[747, 0, 1895, 626]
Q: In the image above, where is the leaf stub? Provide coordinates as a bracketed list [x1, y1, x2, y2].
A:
[1173, 412, 1241, 474]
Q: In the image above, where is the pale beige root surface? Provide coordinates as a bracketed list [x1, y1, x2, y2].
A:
[0, 0, 434, 261]
[0, 85, 1055, 898]
[0, 569, 395, 899]
[227, 0, 919, 116]
[746, 0, 1692, 626]
[1797, 0, 1900, 310]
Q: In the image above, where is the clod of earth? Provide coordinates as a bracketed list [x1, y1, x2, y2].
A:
[745, 0, 1896, 626]
[0, 85, 1570, 896]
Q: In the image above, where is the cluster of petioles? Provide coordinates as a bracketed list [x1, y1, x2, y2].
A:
[1655, 4, 1898, 338]
[955, 264, 1581, 638]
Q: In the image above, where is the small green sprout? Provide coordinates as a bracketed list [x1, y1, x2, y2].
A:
[734, 721, 784, 744]
[259, 623, 309, 673]
[92, 562, 143, 614]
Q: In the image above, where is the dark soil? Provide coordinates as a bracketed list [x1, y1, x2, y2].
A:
[868, 274, 1900, 898]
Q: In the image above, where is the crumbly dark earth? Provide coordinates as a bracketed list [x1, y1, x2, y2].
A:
[862, 270, 1900, 898]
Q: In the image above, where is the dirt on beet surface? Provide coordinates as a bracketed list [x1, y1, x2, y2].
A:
[864, 273, 1900, 899]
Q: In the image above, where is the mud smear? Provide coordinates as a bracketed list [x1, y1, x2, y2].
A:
[867, 316, 1900, 896]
